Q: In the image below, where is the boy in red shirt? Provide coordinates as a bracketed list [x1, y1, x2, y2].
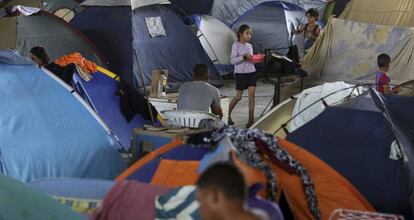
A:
[375, 53, 397, 94]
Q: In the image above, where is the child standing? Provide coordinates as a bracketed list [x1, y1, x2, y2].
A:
[228, 24, 256, 128]
[375, 53, 397, 94]
[294, 8, 321, 52]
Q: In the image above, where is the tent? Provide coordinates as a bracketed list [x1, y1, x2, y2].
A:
[252, 82, 362, 136]
[116, 133, 375, 219]
[0, 10, 105, 66]
[186, 14, 237, 75]
[71, 1, 220, 87]
[302, 18, 414, 84]
[0, 0, 82, 12]
[0, 174, 83, 220]
[73, 67, 150, 150]
[30, 178, 114, 214]
[231, 1, 306, 53]
[0, 49, 126, 182]
[211, 0, 327, 26]
[286, 90, 414, 219]
[339, 0, 414, 27]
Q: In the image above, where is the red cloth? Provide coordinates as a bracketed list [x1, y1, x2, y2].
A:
[54, 52, 97, 74]
[375, 71, 391, 94]
[90, 181, 172, 220]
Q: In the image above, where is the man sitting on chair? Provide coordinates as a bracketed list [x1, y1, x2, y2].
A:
[177, 64, 223, 119]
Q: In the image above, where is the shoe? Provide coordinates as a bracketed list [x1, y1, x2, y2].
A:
[228, 117, 234, 126]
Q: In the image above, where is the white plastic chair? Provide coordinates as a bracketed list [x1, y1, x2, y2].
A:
[161, 110, 219, 128]
[329, 209, 404, 220]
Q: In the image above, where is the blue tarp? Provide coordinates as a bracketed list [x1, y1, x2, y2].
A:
[0, 50, 126, 182]
[231, 1, 305, 53]
[73, 71, 148, 150]
[286, 92, 414, 219]
[71, 5, 220, 88]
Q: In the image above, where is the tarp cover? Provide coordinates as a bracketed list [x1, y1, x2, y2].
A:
[0, 51, 125, 182]
[340, 0, 414, 27]
[211, 0, 327, 25]
[0, 175, 83, 220]
[286, 94, 414, 219]
[302, 18, 414, 84]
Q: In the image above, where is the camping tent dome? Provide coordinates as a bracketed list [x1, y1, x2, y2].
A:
[71, 1, 220, 87]
[189, 14, 237, 65]
[0, 10, 105, 66]
[0, 49, 125, 182]
[231, 1, 306, 53]
[186, 14, 236, 75]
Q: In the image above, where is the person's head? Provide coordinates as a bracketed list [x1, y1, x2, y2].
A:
[30, 46, 50, 66]
[237, 24, 252, 43]
[306, 8, 319, 24]
[197, 162, 247, 220]
[377, 53, 391, 71]
[193, 64, 209, 81]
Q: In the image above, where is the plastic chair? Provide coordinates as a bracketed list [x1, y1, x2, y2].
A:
[329, 209, 404, 220]
[161, 110, 219, 128]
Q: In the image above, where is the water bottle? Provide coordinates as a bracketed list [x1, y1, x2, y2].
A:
[159, 72, 167, 96]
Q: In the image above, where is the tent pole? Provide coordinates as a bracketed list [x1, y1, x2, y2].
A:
[133, 48, 156, 126]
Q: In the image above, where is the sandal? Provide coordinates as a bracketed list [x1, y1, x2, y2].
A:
[228, 117, 235, 126]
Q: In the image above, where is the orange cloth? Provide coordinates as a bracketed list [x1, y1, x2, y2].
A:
[272, 139, 375, 220]
[54, 52, 97, 73]
[150, 160, 200, 187]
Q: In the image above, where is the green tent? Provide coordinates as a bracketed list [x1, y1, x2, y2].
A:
[0, 175, 83, 220]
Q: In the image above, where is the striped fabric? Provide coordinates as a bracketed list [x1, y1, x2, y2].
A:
[155, 186, 201, 220]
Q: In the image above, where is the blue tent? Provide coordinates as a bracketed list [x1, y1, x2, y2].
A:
[73, 70, 149, 150]
[0, 49, 126, 182]
[231, 1, 306, 53]
[286, 90, 414, 219]
[71, 3, 220, 88]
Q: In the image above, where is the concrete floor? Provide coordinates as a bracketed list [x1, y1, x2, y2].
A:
[219, 78, 303, 128]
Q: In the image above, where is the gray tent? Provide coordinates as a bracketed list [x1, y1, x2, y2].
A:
[0, 0, 83, 12]
[0, 11, 104, 65]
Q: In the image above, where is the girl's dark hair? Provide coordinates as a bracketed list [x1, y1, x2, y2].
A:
[237, 24, 251, 41]
[306, 8, 319, 19]
[30, 46, 50, 65]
